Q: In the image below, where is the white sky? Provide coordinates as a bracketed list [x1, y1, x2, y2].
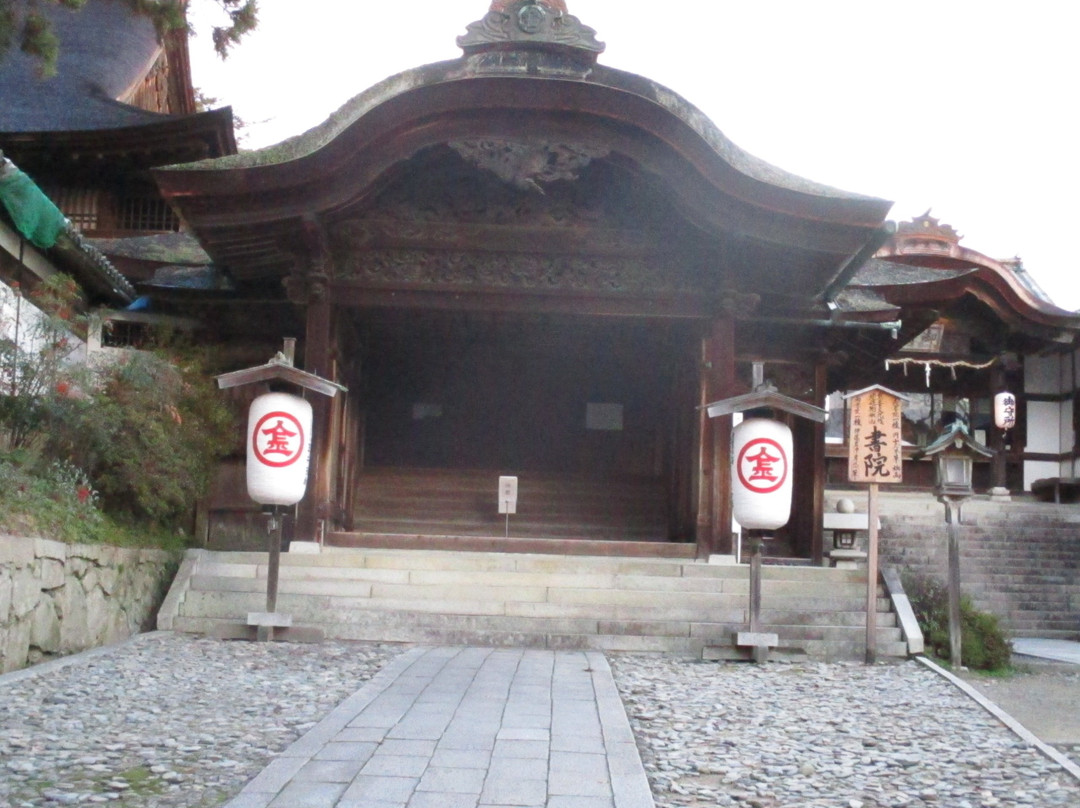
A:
[187, 0, 1080, 311]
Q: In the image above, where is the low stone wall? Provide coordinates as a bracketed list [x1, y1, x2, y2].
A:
[0, 535, 176, 674]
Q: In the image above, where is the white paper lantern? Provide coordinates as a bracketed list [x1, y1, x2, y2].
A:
[993, 391, 1017, 430]
[731, 418, 793, 531]
[246, 392, 313, 505]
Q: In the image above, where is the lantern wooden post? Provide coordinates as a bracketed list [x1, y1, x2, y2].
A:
[216, 349, 346, 642]
[705, 381, 826, 662]
[844, 386, 908, 664]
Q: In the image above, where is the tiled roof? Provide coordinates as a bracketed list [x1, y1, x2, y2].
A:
[0, 0, 169, 132]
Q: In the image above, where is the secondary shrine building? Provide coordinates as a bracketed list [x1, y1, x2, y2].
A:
[8, 1, 1073, 563]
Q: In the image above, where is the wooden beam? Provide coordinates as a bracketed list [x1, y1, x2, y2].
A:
[326, 285, 716, 320]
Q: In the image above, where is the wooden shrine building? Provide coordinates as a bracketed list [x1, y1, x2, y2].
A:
[152, 0, 917, 561]
[8, 1, 1076, 563]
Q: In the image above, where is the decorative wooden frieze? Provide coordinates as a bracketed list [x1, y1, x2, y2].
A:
[457, 0, 605, 57]
[449, 140, 609, 192]
[717, 289, 761, 318]
[332, 249, 707, 294]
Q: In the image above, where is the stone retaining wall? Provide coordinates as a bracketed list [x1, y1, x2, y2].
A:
[0, 535, 176, 673]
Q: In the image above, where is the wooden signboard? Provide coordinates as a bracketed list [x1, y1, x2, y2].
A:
[843, 385, 909, 663]
[846, 386, 905, 484]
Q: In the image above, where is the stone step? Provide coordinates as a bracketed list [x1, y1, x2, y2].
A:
[189, 567, 879, 599]
[165, 547, 906, 661]
[180, 581, 892, 618]
[200, 548, 873, 582]
[172, 609, 902, 651]
[847, 488, 1080, 636]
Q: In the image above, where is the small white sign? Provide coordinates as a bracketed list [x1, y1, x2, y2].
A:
[586, 402, 623, 431]
[498, 476, 518, 515]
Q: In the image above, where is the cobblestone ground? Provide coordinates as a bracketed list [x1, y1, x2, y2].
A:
[610, 656, 1080, 808]
[0, 633, 402, 808]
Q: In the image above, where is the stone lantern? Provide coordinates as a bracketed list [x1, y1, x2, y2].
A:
[915, 420, 992, 668]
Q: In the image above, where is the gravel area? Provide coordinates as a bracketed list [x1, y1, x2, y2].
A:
[958, 662, 1080, 768]
[610, 655, 1080, 808]
[0, 632, 402, 808]
[4, 635, 1079, 808]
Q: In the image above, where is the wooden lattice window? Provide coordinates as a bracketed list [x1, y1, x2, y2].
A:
[116, 196, 180, 233]
[42, 187, 101, 231]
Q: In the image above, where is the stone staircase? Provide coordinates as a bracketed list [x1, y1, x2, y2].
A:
[159, 547, 909, 661]
[872, 493, 1080, 639]
[345, 468, 670, 542]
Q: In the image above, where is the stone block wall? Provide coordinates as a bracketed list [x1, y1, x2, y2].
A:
[0, 535, 176, 673]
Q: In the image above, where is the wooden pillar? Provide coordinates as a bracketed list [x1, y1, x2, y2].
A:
[808, 362, 827, 562]
[695, 335, 714, 557]
[695, 315, 735, 558]
[989, 367, 1008, 492]
[291, 216, 338, 543]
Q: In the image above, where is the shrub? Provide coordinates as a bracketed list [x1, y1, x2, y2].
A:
[904, 573, 1012, 671]
[43, 348, 237, 526]
[0, 275, 88, 450]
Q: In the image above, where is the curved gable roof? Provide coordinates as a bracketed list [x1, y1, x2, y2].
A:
[155, 3, 892, 308]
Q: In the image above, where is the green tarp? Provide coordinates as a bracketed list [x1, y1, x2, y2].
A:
[0, 165, 67, 250]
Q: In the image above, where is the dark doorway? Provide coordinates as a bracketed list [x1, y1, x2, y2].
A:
[358, 311, 695, 479]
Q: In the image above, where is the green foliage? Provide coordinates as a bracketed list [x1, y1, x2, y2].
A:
[44, 347, 237, 526]
[904, 572, 1013, 671]
[1, 274, 237, 535]
[0, 274, 87, 450]
[0, 454, 188, 550]
[0, 0, 258, 77]
[0, 455, 105, 543]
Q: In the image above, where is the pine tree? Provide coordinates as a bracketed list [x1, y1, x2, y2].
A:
[0, 0, 257, 77]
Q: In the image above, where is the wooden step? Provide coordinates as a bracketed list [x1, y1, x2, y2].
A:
[350, 467, 671, 542]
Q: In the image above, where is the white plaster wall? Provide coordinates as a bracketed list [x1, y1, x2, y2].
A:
[0, 536, 174, 674]
[1024, 459, 1062, 492]
[1025, 400, 1064, 453]
[0, 280, 87, 369]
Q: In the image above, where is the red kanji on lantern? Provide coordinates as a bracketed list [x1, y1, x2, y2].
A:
[737, 437, 788, 494]
[252, 411, 306, 468]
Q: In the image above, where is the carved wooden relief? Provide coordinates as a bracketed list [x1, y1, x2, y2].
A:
[449, 140, 609, 192]
[333, 249, 708, 295]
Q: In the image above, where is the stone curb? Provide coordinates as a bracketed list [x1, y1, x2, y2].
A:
[917, 655, 1080, 782]
[587, 650, 657, 808]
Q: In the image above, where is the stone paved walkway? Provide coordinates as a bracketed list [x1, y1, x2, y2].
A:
[224, 646, 654, 808]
